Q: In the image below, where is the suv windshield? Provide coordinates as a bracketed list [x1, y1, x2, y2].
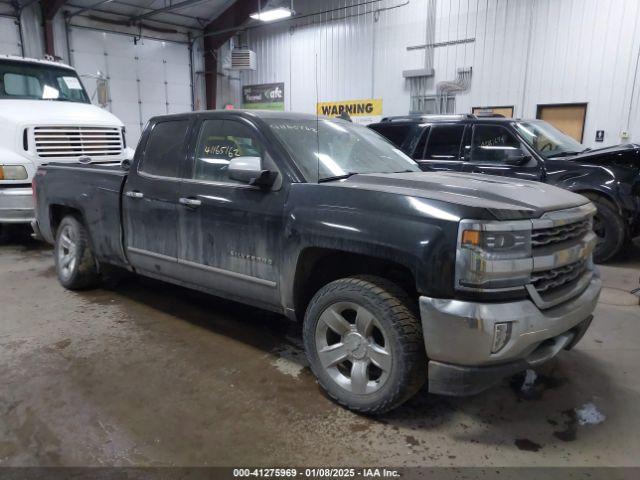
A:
[514, 120, 586, 158]
[264, 118, 420, 181]
[0, 60, 90, 103]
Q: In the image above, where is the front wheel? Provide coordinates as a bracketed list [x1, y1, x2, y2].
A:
[54, 215, 100, 290]
[303, 276, 427, 414]
[585, 194, 626, 263]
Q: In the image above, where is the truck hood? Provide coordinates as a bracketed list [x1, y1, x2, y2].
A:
[562, 143, 640, 162]
[331, 172, 589, 218]
[0, 99, 123, 127]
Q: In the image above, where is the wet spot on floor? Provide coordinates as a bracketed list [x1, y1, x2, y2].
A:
[37, 265, 56, 278]
[514, 438, 543, 452]
[349, 423, 371, 433]
[553, 409, 578, 442]
[52, 339, 71, 351]
[405, 435, 420, 447]
[510, 370, 568, 401]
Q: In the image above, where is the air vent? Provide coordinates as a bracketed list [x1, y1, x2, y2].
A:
[230, 49, 257, 70]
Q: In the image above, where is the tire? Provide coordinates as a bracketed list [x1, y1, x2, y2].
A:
[303, 275, 427, 414]
[583, 193, 626, 263]
[54, 215, 100, 290]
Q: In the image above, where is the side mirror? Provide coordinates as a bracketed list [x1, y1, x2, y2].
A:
[96, 78, 109, 108]
[504, 153, 531, 166]
[121, 158, 131, 171]
[228, 156, 276, 187]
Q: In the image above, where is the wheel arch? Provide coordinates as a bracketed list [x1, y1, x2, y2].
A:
[291, 247, 418, 322]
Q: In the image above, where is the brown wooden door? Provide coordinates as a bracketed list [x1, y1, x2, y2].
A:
[536, 103, 587, 142]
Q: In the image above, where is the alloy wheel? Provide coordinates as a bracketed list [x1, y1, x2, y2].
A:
[58, 225, 78, 281]
[314, 301, 392, 395]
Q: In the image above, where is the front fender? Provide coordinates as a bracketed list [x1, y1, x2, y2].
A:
[279, 195, 459, 312]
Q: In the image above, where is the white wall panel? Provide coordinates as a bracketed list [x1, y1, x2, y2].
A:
[68, 27, 192, 146]
[235, 0, 640, 147]
[0, 16, 21, 56]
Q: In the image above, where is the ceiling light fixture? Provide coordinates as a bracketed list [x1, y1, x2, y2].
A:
[249, 6, 293, 22]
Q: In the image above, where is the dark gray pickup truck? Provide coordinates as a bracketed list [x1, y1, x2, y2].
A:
[33, 110, 601, 413]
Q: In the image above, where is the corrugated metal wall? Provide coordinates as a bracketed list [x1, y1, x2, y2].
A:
[234, 0, 640, 147]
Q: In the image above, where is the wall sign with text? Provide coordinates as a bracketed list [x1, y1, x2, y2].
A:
[316, 98, 383, 117]
[242, 83, 285, 111]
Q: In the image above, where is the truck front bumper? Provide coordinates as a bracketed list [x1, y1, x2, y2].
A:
[419, 275, 601, 396]
[0, 187, 34, 223]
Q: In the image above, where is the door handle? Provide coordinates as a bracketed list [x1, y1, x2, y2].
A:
[179, 197, 202, 207]
[126, 191, 144, 198]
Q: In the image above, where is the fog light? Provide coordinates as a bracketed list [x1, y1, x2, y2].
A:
[492, 322, 512, 353]
[0, 165, 28, 180]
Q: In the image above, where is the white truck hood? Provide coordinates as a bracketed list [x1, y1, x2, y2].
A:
[0, 99, 123, 127]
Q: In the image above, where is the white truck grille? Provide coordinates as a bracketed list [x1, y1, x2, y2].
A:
[34, 126, 123, 159]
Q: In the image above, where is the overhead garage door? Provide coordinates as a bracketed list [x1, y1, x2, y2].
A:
[69, 27, 192, 147]
[0, 17, 21, 56]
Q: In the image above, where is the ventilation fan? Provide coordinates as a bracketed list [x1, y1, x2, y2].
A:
[231, 49, 257, 70]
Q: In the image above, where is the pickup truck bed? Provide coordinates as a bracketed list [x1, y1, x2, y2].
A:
[36, 161, 128, 268]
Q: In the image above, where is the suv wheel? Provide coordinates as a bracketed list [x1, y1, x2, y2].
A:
[584, 193, 626, 263]
[54, 215, 100, 290]
[303, 275, 427, 414]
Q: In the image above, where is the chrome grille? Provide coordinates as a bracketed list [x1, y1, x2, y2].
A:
[531, 260, 587, 294]
[532, 218, 591, 248]
[34, 126, 123, 159]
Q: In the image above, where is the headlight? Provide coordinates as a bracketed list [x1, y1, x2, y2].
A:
[456, 219, 533, 291]
[0, 165, 28, 181]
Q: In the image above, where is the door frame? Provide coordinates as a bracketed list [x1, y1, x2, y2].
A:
[536, 102, 588, 142]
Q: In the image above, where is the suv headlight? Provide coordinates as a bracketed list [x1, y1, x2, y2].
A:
[0, 165, 28, 181]
[456, 219, 533, 291]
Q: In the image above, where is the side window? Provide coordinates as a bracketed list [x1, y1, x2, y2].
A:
[369, 124, 413, 152]
[193, 119, 265, 184]
[140, 120, 190, 177]
[471, 125, 525, 163]
[424, 125, 464, 159]
[412, 126, 430, 159]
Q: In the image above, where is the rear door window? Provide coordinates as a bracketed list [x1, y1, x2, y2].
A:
[424, 125, 465, 159]
[368, 123, 418, 154]
[140, 120, 190, 178]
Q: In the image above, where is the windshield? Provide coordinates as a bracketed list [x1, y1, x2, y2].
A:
[514, 120, 585, 158]
[0, 60, 90, 103]
[264, 118, 420, 181]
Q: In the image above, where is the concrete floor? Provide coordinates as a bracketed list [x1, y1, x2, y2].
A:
[1, 232, 639, 467]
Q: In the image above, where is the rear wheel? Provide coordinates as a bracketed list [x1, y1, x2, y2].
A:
[303, 275, 427, 414]
[584, 193, 626, 263]
[54, 215, 100, 290]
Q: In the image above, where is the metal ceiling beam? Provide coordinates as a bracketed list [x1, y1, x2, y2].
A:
[65, 2, 202, 30]
[202, 0, 266, 109]
[129, 0, 210, 22]
[66, 0, 113, 19]
[112, 0, 207, 25]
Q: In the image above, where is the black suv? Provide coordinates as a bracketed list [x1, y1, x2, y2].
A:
[369, 114, 640, 262]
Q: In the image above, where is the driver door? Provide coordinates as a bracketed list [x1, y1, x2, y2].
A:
[462, 124, 543, 181]
[174, 117, 285, 308]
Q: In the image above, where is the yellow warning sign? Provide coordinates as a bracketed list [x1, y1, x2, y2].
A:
[316, 98, 383, 117]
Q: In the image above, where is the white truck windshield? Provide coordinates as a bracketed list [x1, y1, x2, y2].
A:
[0, 60, 90, 103]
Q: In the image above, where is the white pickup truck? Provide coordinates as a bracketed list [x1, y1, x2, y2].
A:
[0, 55, 130, 231]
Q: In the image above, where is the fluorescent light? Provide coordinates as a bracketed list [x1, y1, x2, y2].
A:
[250, 7, 293, 22]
